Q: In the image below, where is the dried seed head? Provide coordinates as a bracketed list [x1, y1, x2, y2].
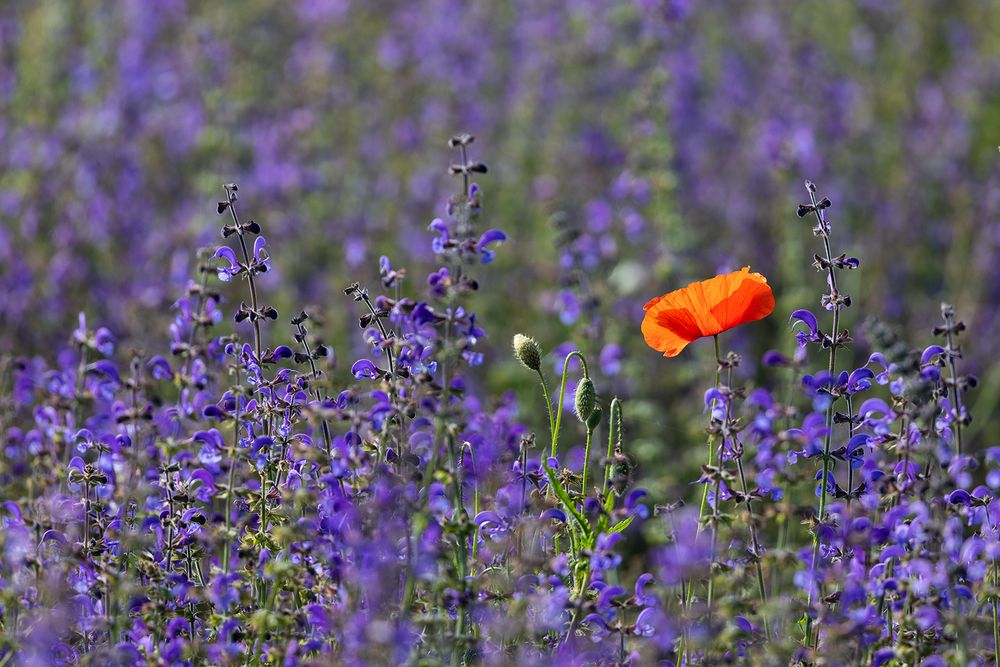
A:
[574, 377, 596, 423]
[512, 334, 542, 372]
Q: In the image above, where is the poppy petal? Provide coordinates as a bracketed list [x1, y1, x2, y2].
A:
[710, 274, 775, 331]
[641, 266, 774, 358]
[641, 305, 699, 357]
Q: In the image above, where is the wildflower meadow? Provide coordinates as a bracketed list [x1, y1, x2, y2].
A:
[1, 2, 999, 666]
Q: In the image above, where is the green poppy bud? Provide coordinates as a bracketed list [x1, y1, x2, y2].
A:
[586, 404, 603, 432]
[512, 334, 542, 372]
[575, 377, 596, 423]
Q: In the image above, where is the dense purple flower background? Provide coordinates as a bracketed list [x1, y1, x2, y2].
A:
[1, 3, 997, 391]
[1, 1, 999, 665]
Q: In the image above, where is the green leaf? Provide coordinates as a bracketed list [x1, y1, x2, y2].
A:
[608, 513, 636, 534]
[541, 463, 591, 539]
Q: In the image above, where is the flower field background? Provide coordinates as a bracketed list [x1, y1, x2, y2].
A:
[1, 1, 1000, 665]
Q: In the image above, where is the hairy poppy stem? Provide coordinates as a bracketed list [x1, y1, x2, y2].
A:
[707, 350, 732, 618]
[551, 351, 589, 459]
[581, 426, 594, 494]
[697, 334, 723, 531]
[603, 398, 623, 494]
[535, 369, 556, 447]
[680, 335, 722, 659]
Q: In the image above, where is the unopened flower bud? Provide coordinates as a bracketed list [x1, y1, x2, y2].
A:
[586, 404, 603, 432]
[512, 334, 542, 372]
[575, 377, 596, 423]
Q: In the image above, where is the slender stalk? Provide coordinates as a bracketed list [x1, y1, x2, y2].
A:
[536, 369, 556, 446]
[464, 442, 481, 569]
[602, 398, 623, 493]
[942, 307, 965, 456]
[296, 322, 334, 461]
[179, 254, 212, 381]
[845, 396, 856, 507]
[697, 335, 723, 531]
[223, 366, 242, 574]
[551, 351, 589, 459]
[993, 564, 999, 667]
[804, 183, 845, 646]
[706, 357, 733, 617]
[83, 480, 91, 554]
[581, 426, 595, 494]
[165, 489, 174, 571]
[358, 290, 396, 380]
[735, 455, 769, 638]
[449, 432, 469, 667]
[67, 344, 88, 470]
[681, 334, 721, 660]
[225, 189, 262, 362]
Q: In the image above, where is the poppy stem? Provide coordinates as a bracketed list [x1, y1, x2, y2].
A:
[551, 351, 589, 459]
[685, 334, 723, 644]
[602, 398, 623, 494]
[697, 334, 723, 530]
[535, 369, 556, 449]
[707, 355, 734, 618]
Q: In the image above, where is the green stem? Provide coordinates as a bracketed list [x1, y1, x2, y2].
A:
[551, 351, 589, 459]
[463, 442, 481, 570]
[707, 357, 735, 621]
[602, 399, 623, 494]
[943, 314, 965, 456]
[805, 185, 844, 646]
[536, 369, 556, 446]
[697, 335, 723, 532]
[735, 455, 770, 639]
[846, 396, 856, 507]
[581, 427, 595, 494]
[223, 367, 242, 574]
[447, 434, 469, 666]
[683, 335, 722, 650]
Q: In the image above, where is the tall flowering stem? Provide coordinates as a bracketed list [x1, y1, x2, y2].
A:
[797, 180, 855, 644]
[937, 303, 966, 456]
[215, 183, 277, 603]
[221, 184, 264, 362]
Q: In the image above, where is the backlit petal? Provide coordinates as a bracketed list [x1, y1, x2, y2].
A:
[641, 266, 774, 358]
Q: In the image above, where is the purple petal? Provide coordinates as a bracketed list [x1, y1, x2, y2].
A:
[920, 345, 946, 365]
[350, 359, 379, 380]
[477, 229, 506, 249]
[253, 235, 268, 260]
[762, 350, 788, 367]
[789, 309, 819, 334]
[214, 246, 238, 266]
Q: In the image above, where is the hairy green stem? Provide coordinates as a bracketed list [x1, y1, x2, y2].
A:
[551, 351, 589, 459]
[581, 426, 595, 494]
[697, 335, 723, 531]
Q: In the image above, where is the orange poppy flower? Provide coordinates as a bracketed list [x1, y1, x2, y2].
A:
[642, 266, 775, 358]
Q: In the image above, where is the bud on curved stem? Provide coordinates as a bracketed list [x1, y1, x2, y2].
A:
[512, 334, 542, 372]
[574, 377, 596, 424]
